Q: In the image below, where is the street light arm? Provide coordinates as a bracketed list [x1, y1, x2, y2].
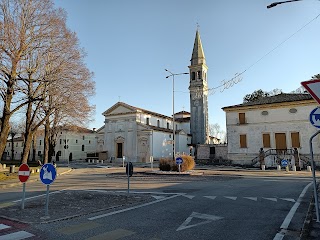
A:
[267, 0, 302, 8]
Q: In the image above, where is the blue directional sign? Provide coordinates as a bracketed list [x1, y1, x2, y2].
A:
[281, 159, 288, 167]
[176, 157, 183, 165]
[40, 163, 57, 185]
[310, 107, 320, 128]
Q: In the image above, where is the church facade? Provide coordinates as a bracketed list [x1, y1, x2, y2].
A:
[101, 29, 210, 162]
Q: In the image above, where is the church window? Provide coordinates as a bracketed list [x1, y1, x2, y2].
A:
[157, 120, 160, 127]
[83, 136, 85, 140]
[40, 140, 42, 146]
[60, 139, 62, 145]
[263, 133, 271, 148]
[291, 132, 300, 148]
[240, 134, 247, 148]
[146, 118, 150, 125]
[8, 143, 10, 147]
[167, 122, 169, 129]
[197, 71, 202, 79]
[76, 139, 78, 143]
[82, 145, 85, 151]
[191, 72, 195, 80]
[89, 140, 91, 144]
[238, 113, 246, 124]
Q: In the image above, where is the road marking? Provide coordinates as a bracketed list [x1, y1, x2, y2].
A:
[243, 197, 257, 201]
[57, 222, 101, 235]
[279, 198, 295, 203]
[263, 198, 277, 202]
[86, 229, 134, 240]
[0, 231, 34, 240]
[0, 224, 11, 230]
[177, 212, 223, 231]
[224, 196, 237, 200]
[204, 196, 217, 200]
[88, 194, 179, 220]
[151, 195, 166, 200]
[273, 182, 312, 240]
[181, 195, 195, 199]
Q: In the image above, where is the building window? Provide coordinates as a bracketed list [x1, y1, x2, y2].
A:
[169, 134, 171, 139]
[167, 122, 169, 129]
[239, 113, 246, 124]
[197, 71, 202, 79]
[82, 145, 84, 151]
[21, 142, 23, 147]
[192, 72, 195, 80]
[83, 136, 85, 140]
[89, 140, 91, 144]
[40, 140, 42, 146]
[263, 133, 271, 148]
[8, 143, 10, 147]
[76, 139, 78, 144]
[16, 142, 18, 147]
[38, 151, 41, 156]
[60, 139, 62, 145]
[240, 134, 247, 148]
[146, 118, 150, 125]
[291, 132, 300, 148]
[157, 120, 160, 127]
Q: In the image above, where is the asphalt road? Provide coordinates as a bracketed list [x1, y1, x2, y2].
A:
[0, 166, 315, 240]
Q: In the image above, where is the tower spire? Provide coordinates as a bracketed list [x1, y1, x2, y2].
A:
[191, 29, 206, 65]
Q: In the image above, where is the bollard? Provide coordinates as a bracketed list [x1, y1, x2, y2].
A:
[9, 165, 15, 173]
[88, 159, 91, 163]
[101, 160, 104, 164]
[307, 166, 312, 172]
[277, 165, 281, 171]
[3, 164, 6, 169]
[36, 168, 40, 173]
[285, 166, 289, 172]
[261, 165, 265, 171]
[31, 169, 35, 174]
[292, 166, 296, 171]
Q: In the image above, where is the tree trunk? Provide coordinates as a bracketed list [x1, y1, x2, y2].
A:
[43, 119, 50, 164]
[22, 131, 33, 164]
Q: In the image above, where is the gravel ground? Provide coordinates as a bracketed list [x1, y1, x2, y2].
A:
[0, 190, 153, 224]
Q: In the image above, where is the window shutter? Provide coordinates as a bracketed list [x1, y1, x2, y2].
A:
[291, 132, 300, 148]
[263, 133, 271, 148]
[240, 134, 247, 148]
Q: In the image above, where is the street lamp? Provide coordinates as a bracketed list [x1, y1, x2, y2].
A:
[267, 0, 302, 8]
[165, 69, 189, 161]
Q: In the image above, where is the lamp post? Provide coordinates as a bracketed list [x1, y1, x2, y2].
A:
[165, 69, 189, 161]
[267, 0, 302, 8]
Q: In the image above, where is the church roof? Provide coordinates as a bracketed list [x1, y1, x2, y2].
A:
[191, 29, 206, 65]
[222, 93, 314, 110]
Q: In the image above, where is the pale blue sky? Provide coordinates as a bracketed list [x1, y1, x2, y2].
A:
[54, 0, 320, 131]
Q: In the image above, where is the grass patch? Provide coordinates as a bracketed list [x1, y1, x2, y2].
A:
[0, 167, 40, 182]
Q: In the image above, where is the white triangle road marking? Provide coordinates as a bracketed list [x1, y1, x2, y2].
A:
[243, 197, 258, 201]
[280, 198, 296, 203]
[204, 196, 217, 200]
[181, 195, 195, 199]
[177, 212, 223, 231]
[263, 197, 277, 202]
[224, 196, 237, 200]
[151, 195, 166, 200]
[0, 224, 11, 230]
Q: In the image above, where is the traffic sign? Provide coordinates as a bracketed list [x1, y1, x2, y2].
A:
[40, 163, 57, 185]
[18, 164, 30, 183]
[176, 157, 183, 165]
[310, 107, 320, 128]
[301, 79, 320, 104]
[281, 159, 288, 167]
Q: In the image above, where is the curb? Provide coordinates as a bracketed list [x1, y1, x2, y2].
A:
[300, 196, 314, 239]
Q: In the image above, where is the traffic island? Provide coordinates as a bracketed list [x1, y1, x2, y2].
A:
[0, 190, 153, 224]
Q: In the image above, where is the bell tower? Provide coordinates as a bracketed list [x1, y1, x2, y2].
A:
[188, 29, 209, 145]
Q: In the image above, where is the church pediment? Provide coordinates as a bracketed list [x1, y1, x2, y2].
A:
[102, 102, 137, 116]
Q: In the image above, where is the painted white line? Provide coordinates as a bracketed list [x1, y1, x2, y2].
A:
[0, 224, 11, 230]
[12, 189, 66, 203]
[244, 197, 257, 201]
[152, 195, 166, 200]
[79, 189, 186, 195]
[0, 231, 34, 240]
[263, 197, 277, 202]
[279, 198, 296, 203]
[204, 196, 217, 200]
[224, 196, 237, 201]
[88, 194, 180, 220]
[176, 212, 223, 231]
[273, 182, 312, 240]
[181, 195, 195, 199]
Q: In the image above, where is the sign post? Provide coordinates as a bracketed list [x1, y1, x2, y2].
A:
[176, 157, 183, 173]
[18, 164, 30, 210]
[40, 163, 57, 218]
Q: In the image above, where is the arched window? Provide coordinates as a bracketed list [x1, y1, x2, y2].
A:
[157, 120, 160, 127]
[192, 72, 195, 80]
[82, 145, 84, 151]
[197, 71, 202, 79]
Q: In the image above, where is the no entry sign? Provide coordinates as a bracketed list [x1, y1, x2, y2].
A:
[18, 164, 30, 183]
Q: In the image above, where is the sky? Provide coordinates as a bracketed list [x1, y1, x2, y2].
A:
[54, 0, 320, 132]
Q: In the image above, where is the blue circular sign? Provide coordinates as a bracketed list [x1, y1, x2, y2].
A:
[281, 159, 288, 167]
[310, 107, 320, 128]
[40, 163, 57, 185]
[176, 157, 183, 165]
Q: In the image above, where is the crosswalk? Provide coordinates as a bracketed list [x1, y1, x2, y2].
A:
[0, 223, 34, 240]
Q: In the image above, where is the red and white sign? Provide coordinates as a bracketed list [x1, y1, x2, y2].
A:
[301, 79, 320, 105]
[18, 164, 30, 183]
